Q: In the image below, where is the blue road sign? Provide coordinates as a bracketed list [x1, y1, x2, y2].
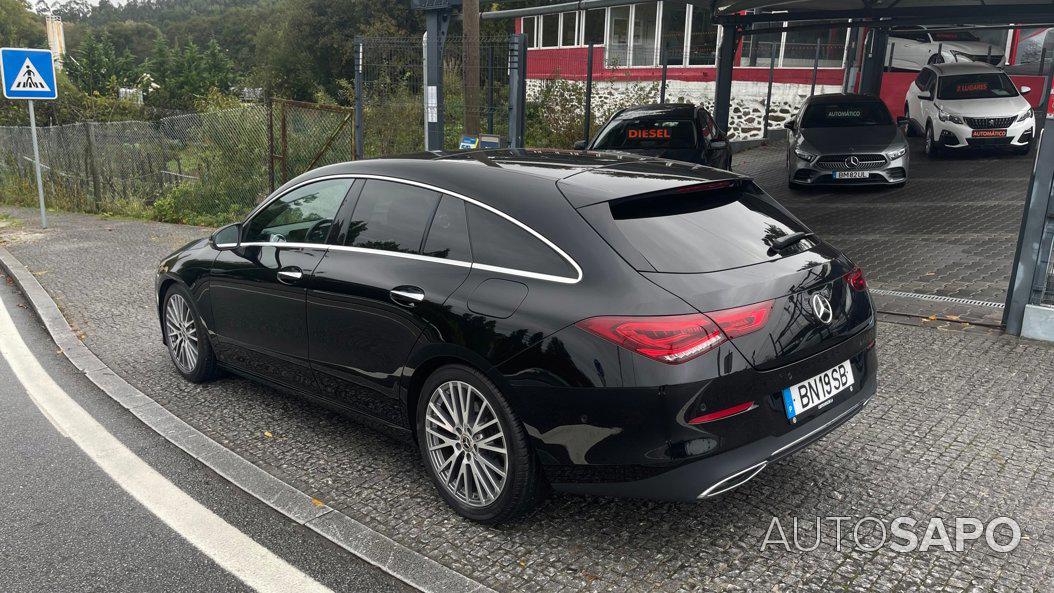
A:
[1, 47, 58, 100]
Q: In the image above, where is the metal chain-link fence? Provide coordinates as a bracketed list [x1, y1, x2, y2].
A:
[356, 35, 512, 156]
[0, 100, 356, 226]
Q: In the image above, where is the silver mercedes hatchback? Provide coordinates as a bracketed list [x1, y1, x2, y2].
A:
[785, 93, 910, 189]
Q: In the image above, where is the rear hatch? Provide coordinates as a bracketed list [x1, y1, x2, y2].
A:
[573, 178, 873, 369]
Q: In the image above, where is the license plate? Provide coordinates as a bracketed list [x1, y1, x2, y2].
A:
[782, 360, 855, 420]
[972, 129, 1007, 138]
[833, 171, 869, 179]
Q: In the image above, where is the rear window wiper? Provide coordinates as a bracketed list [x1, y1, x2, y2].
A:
[767, 231, 816, 254]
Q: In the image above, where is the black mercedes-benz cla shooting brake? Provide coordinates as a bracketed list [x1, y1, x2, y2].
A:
[156, 149, 877, 523]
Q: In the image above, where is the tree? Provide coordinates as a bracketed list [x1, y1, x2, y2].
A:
[0, 0, 46, 47]
[64, 31, 137, 96]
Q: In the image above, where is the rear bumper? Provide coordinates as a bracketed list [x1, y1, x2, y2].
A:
[553, 373, 876, 501]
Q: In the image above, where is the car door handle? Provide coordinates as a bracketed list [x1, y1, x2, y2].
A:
[390, 286, 425, 307]
[276, 267, 304, 284]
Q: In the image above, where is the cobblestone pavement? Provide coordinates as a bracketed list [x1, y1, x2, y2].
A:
[2, 208, 1053, 593]
[734, 138, 1034, 305]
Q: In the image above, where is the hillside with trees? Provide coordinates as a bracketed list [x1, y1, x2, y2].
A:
[0, 0, 477, 124]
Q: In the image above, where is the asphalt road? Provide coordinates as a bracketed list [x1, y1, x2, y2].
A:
[0, 276, 415, 593]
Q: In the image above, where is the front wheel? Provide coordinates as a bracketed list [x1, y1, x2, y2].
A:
[163, 284, 219, 383]
[925, 124, 941, 157]
[417, 365, 544, 524]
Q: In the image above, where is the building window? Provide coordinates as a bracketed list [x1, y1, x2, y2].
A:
[607, 5, 630, 66]
[523, 17, 536, 49]
[561, 11, 579, 46]
[688, 5, 718, 66]
[783, 22, 848, 67]
[583, 8, 605, 45]
[739, 15, 782, 67]
[662, 2, 688, 66]
[631, 3, 658, 66]
[541, 14, 559, 48]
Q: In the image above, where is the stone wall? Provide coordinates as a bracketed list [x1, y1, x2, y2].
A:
[527, 78, 844, 140]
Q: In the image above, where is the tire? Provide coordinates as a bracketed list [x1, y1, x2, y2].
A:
[416, 364, 544, 524]
[162, 283, 219, 383]
[924, 124, 941, 157]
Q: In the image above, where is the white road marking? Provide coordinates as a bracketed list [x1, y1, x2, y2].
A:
[0, 301, 335, 593]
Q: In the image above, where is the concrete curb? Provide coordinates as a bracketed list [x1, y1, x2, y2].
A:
[0, 246, 496, 593]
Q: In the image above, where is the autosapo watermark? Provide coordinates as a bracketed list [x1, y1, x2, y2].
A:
[761, 516, 1021, 553]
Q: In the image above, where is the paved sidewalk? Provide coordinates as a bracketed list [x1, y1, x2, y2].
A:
[2, 207, 1053, 593]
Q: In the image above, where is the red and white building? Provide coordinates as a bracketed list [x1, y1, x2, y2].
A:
[516, 5, 1052, 137]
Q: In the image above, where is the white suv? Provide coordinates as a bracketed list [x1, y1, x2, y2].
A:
[904, 62, 1035, 157]
[887, 26, 1005, 70]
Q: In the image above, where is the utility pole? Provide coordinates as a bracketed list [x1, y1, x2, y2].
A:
[463, 0, 480, 137]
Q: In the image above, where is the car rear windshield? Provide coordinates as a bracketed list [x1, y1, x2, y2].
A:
[592, 118, 697, 150]
[801, 102, 893, 128]
[605, 182, 813, 273]
[937, 73, 1019, 100]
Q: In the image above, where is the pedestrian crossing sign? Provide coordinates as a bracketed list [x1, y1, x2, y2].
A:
[1, 48, 57, 100]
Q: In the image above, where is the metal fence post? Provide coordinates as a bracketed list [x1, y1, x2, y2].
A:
[487, 44, 495, 135]
[83, 122, 102, 211]
[762, 42, 776, 137]
[660, 41, 668, 104]
[508, 33, 527, 149]
[267, 95, 275, 192]
[810, 37, 821, 96]
[583, 42, 594, 146]
[280, 100, 288, 183]
[354, 40, 364, 160]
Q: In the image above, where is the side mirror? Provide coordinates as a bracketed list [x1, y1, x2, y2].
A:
[918, 92, 933, 101]
[211, 222, 242, 250]
[573, 140, 587, 150]
[1020, 86, 1032, 94]
[783, 120, 796, 130]
[897, 116, 910, 127]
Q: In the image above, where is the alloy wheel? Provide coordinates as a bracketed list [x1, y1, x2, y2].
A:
[165, 293, 199, 373]
[424, 380, 509, 508]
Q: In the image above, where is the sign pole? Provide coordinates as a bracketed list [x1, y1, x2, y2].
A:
[27, 99, 47, 229]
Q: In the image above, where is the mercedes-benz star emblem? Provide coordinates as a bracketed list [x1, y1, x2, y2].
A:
[844, 155, 861, 169]
[811, 293, 834, 324]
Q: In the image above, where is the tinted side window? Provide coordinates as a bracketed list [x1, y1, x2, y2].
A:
[422, 195, 472, 261]
[914, 69, 931, 90]
[244, 179, 352, 244]
[347, 180, 440, 253]
[466, 204, 576, 279]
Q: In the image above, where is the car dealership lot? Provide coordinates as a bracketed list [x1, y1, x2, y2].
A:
[1, 196, 1052, 592]
[737, 136, 1034, 317]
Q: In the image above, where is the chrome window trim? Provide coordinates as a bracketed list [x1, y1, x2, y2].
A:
[235, 173, 583, 284]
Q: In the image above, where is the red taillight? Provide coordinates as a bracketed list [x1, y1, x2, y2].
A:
[845, 267, 868, 292]
[576, 314, 724, 364]
[576, 300, 773, 365]
[707, 300, 774, 339]
[688, 401, 757, 424]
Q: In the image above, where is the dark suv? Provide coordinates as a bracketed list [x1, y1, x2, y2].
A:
[577, 103, 733, 170]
